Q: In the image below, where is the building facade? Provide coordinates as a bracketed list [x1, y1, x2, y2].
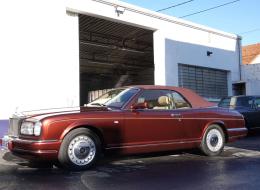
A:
[0, 0, 241, 124]
[238, 43, 260, 95]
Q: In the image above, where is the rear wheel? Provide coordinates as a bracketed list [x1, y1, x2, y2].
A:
[200, 125, 225, 156]
[58, 128, 101, 170]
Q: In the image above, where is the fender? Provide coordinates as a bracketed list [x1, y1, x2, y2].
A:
[59, 120, 104, 141]
[201, 120, 227, 140]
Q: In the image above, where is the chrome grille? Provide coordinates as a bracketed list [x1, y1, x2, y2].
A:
[8, 117, 23, 137]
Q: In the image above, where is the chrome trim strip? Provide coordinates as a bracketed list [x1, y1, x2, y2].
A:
[12, 139, 60, 144]
[13, 148, 58, 154]
[49, 117, 244, 124]
[229, 134, 247, 139]
[106, 140, 201, 150]
[227, 128, 248, 132]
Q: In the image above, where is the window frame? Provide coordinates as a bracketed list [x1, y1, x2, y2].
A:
[132, 89, 192, 111]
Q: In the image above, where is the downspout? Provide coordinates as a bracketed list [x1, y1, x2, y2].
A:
[237, 36, 242, 81]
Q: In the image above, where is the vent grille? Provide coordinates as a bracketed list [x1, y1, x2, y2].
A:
[8, 117, 23, 137]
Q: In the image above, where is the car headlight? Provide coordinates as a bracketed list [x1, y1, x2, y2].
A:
[20, 120, 42, 136]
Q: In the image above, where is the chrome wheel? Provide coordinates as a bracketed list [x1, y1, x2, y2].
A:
[68, 135, 96, 166]
[206, 129, 223, 152]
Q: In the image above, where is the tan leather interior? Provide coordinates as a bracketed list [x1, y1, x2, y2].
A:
[158, 96, 170, 106]
[153, 96, 171, 109]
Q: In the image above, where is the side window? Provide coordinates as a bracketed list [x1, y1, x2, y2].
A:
[137, 90, 175, 110]
[236, 97, 253, 108]
[136, 90, 191, 110]
[171, 91, 191, 109]
[218, 98, 231, 108]
[254, 98, 260, 109]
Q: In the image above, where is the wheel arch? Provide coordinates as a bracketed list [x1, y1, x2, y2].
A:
[61, 125, 106, 150]
[203, 121, 229, 143]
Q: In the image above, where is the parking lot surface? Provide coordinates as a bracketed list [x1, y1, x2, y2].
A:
[1, 131, 260, 190]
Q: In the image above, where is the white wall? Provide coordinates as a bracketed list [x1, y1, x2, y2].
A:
[0, 0, 79, 119]
[251, 55, 260, 64]
[67, 0, 240, 95]
[242, 64, 260, 95]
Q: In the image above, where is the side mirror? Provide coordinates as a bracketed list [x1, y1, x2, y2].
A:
[131, 102, 148, 110]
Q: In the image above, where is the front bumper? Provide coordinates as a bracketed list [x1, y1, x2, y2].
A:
[1, 136, 61, 160]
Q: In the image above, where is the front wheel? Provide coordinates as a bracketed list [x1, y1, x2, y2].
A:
[200, 125, 225, 156]
[58, 128, 101, 170]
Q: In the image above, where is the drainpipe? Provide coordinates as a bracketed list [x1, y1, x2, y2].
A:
[237, 36, 242, 81]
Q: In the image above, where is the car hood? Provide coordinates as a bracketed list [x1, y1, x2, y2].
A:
[15, 106, 111, 121]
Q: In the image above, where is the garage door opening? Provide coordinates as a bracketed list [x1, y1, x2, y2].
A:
[79, 15, 154, 105]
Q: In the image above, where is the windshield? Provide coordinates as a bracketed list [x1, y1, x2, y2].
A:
[104, 88, 139, 108]
[88, 88, 125, 106]
[218, 97, 236, 108]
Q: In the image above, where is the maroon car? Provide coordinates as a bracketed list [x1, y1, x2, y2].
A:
[2, 85, 247, 170]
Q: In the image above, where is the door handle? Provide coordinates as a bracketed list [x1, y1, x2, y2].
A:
[170, 113, 182, 117]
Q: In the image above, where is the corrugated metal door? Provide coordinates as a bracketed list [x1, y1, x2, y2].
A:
[178, 64, 228, 98]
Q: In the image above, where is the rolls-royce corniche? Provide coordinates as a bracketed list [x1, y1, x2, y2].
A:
[1, 85, 247, 170]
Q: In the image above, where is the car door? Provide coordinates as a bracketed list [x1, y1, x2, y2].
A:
[123, 89, 184, 147]
[168, 91, 204, 141]
[252, 97, 260, 128]
[236, 96, 256, 129]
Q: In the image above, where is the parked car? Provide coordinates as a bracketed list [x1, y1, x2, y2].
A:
[1, 85, 247, 170]
[218, 95, 260, 130]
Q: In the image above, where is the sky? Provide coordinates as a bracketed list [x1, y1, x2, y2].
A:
[120, 0, 260, 46]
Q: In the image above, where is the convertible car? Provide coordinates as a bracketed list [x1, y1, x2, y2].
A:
[1, 85, 247, 170]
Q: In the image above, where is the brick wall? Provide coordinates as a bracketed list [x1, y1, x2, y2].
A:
[242, 43, 260, 64]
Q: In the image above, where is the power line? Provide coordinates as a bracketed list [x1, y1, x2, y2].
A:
[239, 28, 260, 35]
[156, 0, 195, 12]
[180, 0, 240, 18]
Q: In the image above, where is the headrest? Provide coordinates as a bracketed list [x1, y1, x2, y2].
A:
[158, 96, 170, 106]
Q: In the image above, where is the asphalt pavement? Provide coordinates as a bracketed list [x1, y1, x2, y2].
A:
[1, 131, 260, 190]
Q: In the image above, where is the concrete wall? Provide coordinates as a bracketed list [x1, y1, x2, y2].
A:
[0, 0, 80, 119]
[242, 64, 260, 95]
[67, 0, 240, 96]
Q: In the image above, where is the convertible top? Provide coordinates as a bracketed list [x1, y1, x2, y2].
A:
[131, 85, 215, 109]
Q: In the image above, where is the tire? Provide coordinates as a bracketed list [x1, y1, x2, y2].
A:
[58, 128, 101, 170]
[200, 125, 225, 156]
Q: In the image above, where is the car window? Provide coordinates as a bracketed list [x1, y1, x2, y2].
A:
[254, 98, 260, 109]
[236, 97, 254, 108]
[136, 90, 190, 110]
[171, 91, 191, 109]
[105, 88, 139, 108]
[88, 88, 125, 106]
[218, 98, 231, 108]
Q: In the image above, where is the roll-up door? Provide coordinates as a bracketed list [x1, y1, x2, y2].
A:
[178, 64, 228, 99]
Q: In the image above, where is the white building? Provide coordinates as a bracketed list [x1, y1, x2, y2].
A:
[0, 0, 242, 121]
[236, 43, 260, 95]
